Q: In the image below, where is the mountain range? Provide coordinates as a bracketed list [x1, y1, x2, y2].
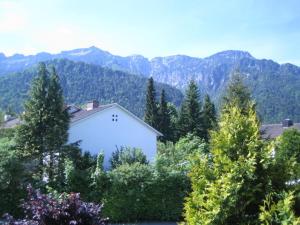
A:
[0, 46, 300, 123]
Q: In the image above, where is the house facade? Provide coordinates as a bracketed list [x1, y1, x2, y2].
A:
[68, 101, 162, 169]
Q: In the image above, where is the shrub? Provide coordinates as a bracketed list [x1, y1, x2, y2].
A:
[0, 138, 25, 217]
[3, 185, 107, 225]
[109, 147, 148, 169]
[259, 191, 300, 224]
[156, 134, 208, 173]
[146, 170, 190, 221]
[103, 163, 152, 222]
[103, 162, 189, 222]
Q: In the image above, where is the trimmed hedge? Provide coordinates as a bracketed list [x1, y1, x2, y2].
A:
[102, 163, 189, 222]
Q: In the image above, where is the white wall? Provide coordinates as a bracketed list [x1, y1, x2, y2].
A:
[68, 106, 158, 169]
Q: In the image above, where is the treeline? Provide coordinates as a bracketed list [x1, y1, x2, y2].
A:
[144, 77, 216, 142]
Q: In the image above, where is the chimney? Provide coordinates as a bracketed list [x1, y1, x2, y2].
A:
[282, 119, 293, 128]
[86, 100, 99, 111]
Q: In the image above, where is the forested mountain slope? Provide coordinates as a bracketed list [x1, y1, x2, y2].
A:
[0, 59, 183, 117]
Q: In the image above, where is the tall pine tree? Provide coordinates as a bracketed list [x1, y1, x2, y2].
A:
[46, 67, 70, 188]
[222, 71, 252, 114]
[202, 94, 217, 141]
[144, 77, 158, 129]
[15, 63, 69, 188]
[177, 80, 203, 138]
[157, 89, 173, 142]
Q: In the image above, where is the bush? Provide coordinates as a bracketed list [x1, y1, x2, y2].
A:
[103, 162, 189, 222]
[109, 147, 148, 169]
[0, 138, 25, 217]
[156, 134, 208, 173]
[259, 191, 300, 224]
[146, 170, 190, 221]
[103, 163, 152, 222]
[3, 185, 107, 225]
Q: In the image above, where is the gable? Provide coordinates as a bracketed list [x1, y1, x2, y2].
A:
[70, 103, 162, 136]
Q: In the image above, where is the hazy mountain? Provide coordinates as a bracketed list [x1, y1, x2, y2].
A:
[0, 59, 183, 118]
[1, 47, 300, 123]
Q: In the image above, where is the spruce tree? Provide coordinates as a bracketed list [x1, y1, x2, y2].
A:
[47, 67, 70, 188]
[202, 94, 217, 141]
[15, 63, 69, 187]
[157, 89, 172, 142]
[144, 77, 158, 129]
[177, 80, 203, 138]
[222, 71, 252, 113]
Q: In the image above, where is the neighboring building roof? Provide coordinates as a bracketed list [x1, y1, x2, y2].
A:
[261, 122, 300, 139]
[1, 117, 21, 129]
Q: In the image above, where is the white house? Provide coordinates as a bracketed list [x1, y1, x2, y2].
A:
[67, 101, 162, 169]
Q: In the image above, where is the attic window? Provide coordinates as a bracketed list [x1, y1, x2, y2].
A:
[112, 114, 118, 122]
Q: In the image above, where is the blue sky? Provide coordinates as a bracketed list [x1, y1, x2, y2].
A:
[0, 0, 299, 65]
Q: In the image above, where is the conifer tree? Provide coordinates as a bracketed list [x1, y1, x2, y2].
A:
[184, 101, 271, 224]
[15, 63, 69, 187]
[177, 80, 203, 138]
[144, 77, 158, 129]
[222, 71, 252, 113]
[47, 67, 70, 188]
[202, 94, 217, 141]
[157, 89, 172, 142]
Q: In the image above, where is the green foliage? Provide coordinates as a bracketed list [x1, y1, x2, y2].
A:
[15, 63, 70, 188]
[259, 191, 300, 224]
[157, 89, 173, 142]
[103, 163, 153, 222]
[144, 77, 159, 129]
[0, 137, 25, 217]
[0, 59, 183, 118]
[109, 146, 148, 169]
[275, 128, 300, 186]
[222, 71, 252, 114]
[0, 127, 15, 139]
[184, 102, 271, 224]
[156, 134, 208, 173]
[177, 80, 204, 139]
[90, 153, 109, 203]
[202, 94, 217, 141]
[63, 146, 97, 201]
[147, 170, 190, 222]
[103, 162, 188, 222]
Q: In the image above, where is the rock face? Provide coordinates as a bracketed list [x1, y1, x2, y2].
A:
[1, 47, 300, 123]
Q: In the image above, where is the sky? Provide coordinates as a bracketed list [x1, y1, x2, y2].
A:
[0, 0, 300, 65]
